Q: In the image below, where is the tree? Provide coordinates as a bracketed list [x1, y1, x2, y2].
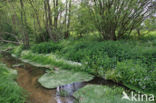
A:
[72, 1, 95, 37]
[88, 0, 153, 40]
[64, 0, 72, 39]
[20, 0, 29, 48]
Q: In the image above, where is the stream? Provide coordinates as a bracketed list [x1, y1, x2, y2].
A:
[0, 52, 128, 103]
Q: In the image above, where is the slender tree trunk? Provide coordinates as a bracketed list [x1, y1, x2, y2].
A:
[110, 30, 116, 40]
[64, 0, 68, 38]
[64, 0, 71, 39]
[137, 29, 141, 37]
[44, 0, 57, 42]
[20, 0, 29, 49]
[54, 0, 59, 29]
[67, 0, 71, 38]
[44, 0, 53, 40]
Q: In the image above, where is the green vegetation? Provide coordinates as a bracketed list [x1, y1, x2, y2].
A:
[38, 70, 93, 88]
[0, 0, 155, 102]
[12, 50, 82, 70]
[12, 36, 156, 96]
[0, 63, 27, 103]
[31, 42, 62, 54]
[74, 85, 154, 103]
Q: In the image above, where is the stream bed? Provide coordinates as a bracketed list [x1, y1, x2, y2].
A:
[0, 52, 128, 103]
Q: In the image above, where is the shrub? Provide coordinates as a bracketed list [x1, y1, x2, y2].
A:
[12, 45, 24, 57]
[31, 42, 62, 54]
[59, 41, 90, 62]
[59, 40, 155, 67]
[112, 60, 156, 94]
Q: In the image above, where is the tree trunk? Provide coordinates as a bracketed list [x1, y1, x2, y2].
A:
[20, 0, 29, 49]
[137, 29, 141, 37]
[44, 0, 57, 42]
[64, 0, 71, 39]
[110, 30, 116, 40]
[54, 0, 58, 29]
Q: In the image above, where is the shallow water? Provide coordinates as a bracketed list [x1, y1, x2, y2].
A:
[0, 52, 128, 103]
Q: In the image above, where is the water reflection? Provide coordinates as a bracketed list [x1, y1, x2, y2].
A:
[56, 82, 86, 103]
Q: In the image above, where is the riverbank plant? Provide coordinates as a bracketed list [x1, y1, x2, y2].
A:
[0, 63, 27, 103]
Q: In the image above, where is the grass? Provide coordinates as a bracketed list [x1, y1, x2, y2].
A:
[0, 62, 27, 103]
[12, 50, 82, 71]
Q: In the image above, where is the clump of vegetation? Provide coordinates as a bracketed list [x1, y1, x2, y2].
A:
[31, 42, 62, 54]
[106, 60, 156, 95]
[14, 50, 82, 71]
[38, 70, 93, 89]
[0, 63, 27, 103]
[12, 45, 24, 57]
[74, 85, 153, 103]
[57, 89, 69, 97]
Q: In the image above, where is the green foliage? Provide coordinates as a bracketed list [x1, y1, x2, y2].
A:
[12, 45, 24, 57]
[0, 43, 15, 52]
[58, 41, 89, 62]
[89, 0, 153, 40]
[74, 85, 123, 103]
[31, 42, 62, 54]
[72, 3, 95, 37]
[0, 63, 26, 103]
[38, 70, 93, 89]
[57, 40, 155, 68]
[12, 34, 156, 97]
[111, 60, 156, 95]
[0, 0, 156, 101]
[13, 50, 82, 71]
[55, 39, 156, 94]
[58, 90, 69, 97]
[144, 17, 156, 31]
[74, 85, 152, 103]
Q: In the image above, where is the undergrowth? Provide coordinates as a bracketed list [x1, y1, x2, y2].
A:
[0, 63, 27, 103]
[12, 34, 156, 96]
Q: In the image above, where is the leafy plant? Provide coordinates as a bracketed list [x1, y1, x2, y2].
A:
[0, 63, 27, 103]
[73, 85, 152, 103]
[111, 60, 156, 95]
[38, 70, 94, 89]
[31, 42, 62, 54]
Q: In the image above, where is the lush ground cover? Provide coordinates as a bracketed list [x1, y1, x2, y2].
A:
[0, 43, 15, 52]
[74, 85, 154, 103]
[12, 50, 82, 70]
[11, 33, 156, 97]
[0, 62, 27, 103]
[38, 70, 93, 89]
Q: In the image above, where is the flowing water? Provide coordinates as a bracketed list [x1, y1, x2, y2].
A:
[0, 52, 128, 103]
